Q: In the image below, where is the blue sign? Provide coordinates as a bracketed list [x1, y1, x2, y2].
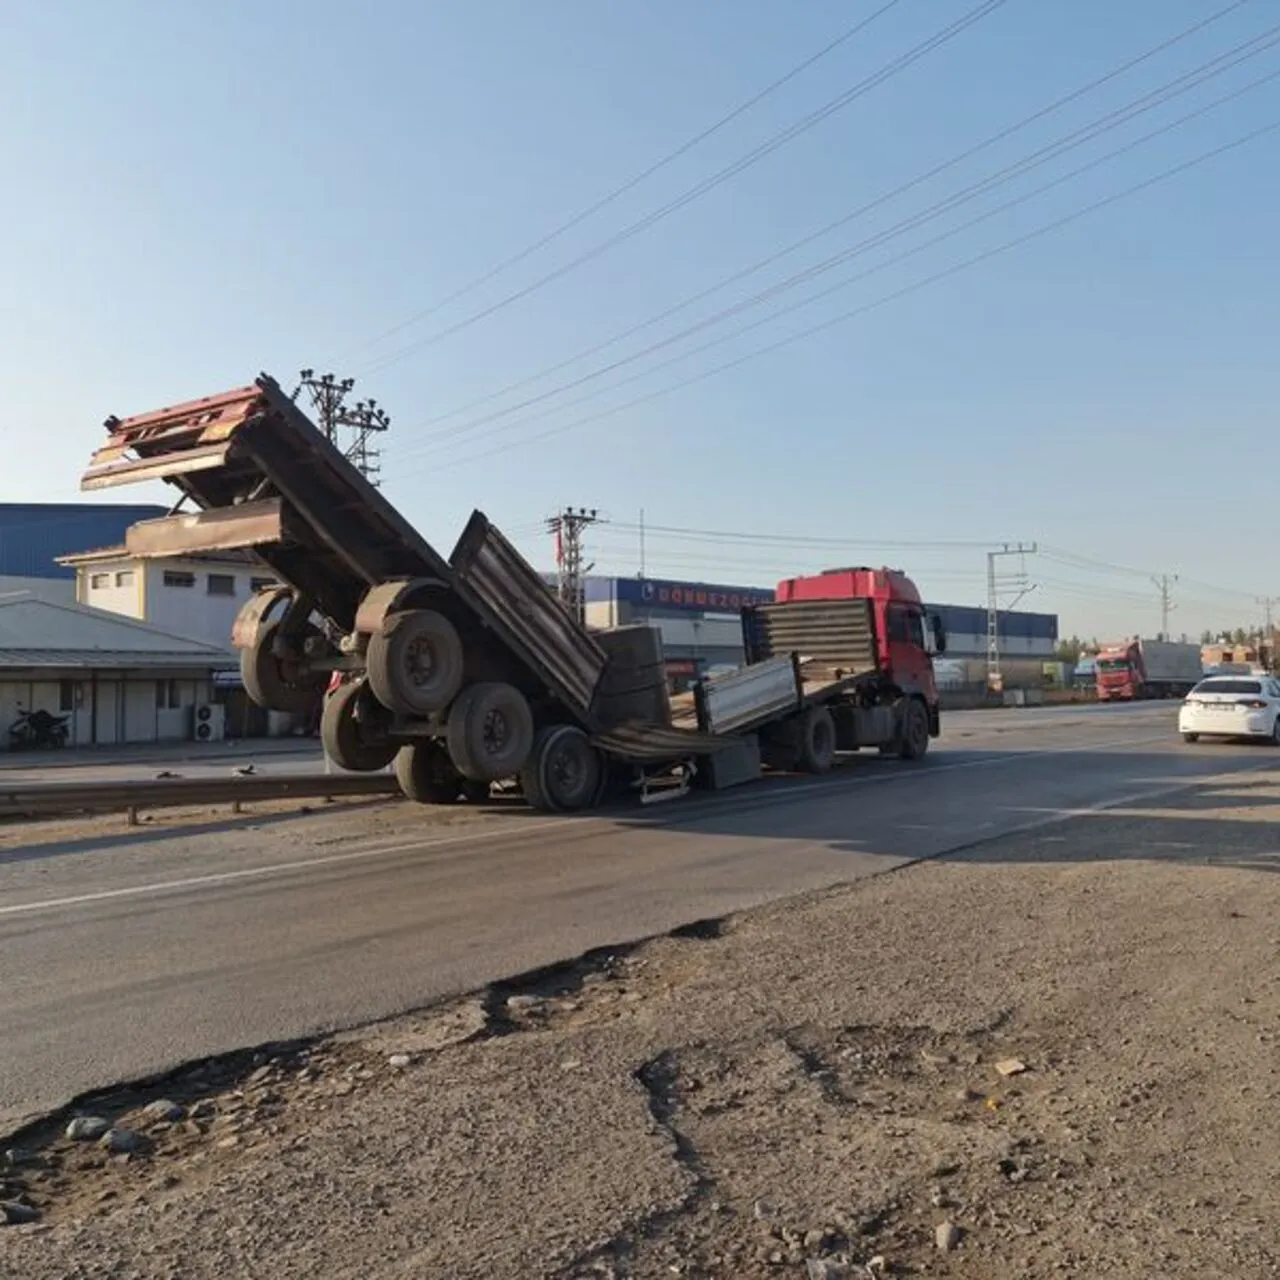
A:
[614, 576, 775, 614]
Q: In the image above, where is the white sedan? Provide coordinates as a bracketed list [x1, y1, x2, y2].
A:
[1179, 675, 1280, 744]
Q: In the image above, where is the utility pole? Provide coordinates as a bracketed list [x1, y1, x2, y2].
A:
[986, 542, 1037, 693]
[547, 507, 599, 624]
[1151, 573, 1178, 640]
[1259, 596, 1278, 671]
[295, 369, 391, 486]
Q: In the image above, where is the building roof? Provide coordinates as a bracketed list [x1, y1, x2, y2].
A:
[58, 545, 259, 567]
[0, 593, 235, 671]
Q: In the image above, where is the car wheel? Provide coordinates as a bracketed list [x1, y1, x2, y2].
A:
[1181, 732, 1199, 744]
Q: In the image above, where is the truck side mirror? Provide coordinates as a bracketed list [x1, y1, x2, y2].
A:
[931, 615, 947, 654]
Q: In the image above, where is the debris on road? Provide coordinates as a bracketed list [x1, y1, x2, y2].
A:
[141, 1100, 184, 1124]
[63, 1117, 109, 1142]
[994, 1057, 1028, 1077]
[935, 1220, 963, 1251]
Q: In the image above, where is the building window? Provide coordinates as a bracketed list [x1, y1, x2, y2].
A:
[207, 573, 235, 597]
[249, 577, 278, 593]
[156, 679, 181, 709]
[59, 680, 77, 712]
[90, 573, 110, 589]
[163, 570, 195, 588]
[115, 570, 134, 588]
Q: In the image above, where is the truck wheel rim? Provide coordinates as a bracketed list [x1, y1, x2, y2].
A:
[405, 636, 437, 688]
[482, 708, 509, 755]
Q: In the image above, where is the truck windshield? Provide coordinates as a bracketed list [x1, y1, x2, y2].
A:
[1096, 659, 1129, 672]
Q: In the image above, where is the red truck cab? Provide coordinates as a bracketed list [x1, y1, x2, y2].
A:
[774, 565, 944, 730]
[1095, 642, 1140, 700]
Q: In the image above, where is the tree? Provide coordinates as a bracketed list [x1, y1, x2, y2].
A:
[1200, 630, 1213, 645]
[1233, 627, 1249, 646]
[1055, 636, 1084, 663]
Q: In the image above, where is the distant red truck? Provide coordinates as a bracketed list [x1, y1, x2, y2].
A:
[1095, 638, 1202, 701]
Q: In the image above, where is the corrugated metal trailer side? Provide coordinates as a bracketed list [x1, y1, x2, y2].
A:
[742, 597, 879, 677]
[449, 511, 608, 724]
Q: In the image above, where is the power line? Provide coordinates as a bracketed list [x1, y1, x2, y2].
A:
[404, 48, 1280, 461]
[601, 519, 995, 551]
[358, 0, 1010, 374]
[417, 0, 1250, 432]
[406, 113, 1280, 475]
[329, 1, 906, 367]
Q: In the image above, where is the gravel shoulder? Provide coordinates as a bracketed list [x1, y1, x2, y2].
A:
[3, 765, 1279, 1278]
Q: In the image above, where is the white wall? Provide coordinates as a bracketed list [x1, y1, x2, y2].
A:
[77, 556, 274, 650]
[0, 673, 214, 750]
[77, 558, 143, 618]
[944, 630, 1055, 659]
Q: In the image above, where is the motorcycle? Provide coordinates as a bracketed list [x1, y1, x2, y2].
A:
[9, 708, 70, 750]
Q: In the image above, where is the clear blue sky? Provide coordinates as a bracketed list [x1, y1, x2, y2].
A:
[3, 0, 1278, 641]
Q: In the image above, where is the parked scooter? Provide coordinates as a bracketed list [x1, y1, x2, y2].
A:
[8, 708, 70, 750]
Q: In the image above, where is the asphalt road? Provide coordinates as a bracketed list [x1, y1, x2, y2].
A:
[1, 703, 1273, 1131]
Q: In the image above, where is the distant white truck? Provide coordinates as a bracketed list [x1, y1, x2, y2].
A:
[1095, 638, 1202, 701]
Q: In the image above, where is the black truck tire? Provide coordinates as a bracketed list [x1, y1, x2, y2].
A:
[395, 740, 470, 804]
[897, 698, 930, 760]
[241, 620, 325, 714]
[446, 682, 535, 781]
[520, 724, 605, 813]
[366, 609, 464, 716]
[321, 680, 398, 772]
[796, 706, 836, 774]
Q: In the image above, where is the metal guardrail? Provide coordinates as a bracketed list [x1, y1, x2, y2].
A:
[0, 773, 401, 821]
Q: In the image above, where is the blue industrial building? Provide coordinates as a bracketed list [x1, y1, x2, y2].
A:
[583, 574, 1058, 687]
[0, 503, 167, 586]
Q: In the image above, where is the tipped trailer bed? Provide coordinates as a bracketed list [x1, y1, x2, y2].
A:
[81, 374, 739, 811]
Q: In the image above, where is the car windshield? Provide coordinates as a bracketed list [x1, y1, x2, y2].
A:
[1192, 679, 1261, 696]
[1096, 659, 1129, 672]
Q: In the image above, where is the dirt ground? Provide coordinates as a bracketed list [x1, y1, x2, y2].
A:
[3, 768, 1279, 1278]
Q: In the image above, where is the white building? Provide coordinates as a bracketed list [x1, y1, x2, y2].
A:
[60, 548, 279, 651]
[0, 593, 235, 750]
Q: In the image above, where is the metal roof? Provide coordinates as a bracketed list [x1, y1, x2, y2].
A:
[0, 649, 234, 671]
[57, 545, 258, 567]
[0, 592, 233, 671]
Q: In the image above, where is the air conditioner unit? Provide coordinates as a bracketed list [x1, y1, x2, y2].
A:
[192, 702, 226, 742]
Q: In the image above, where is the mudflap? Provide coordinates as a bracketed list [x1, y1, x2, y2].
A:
[354, 577, 452, 637]
[230, 586, 295, 650]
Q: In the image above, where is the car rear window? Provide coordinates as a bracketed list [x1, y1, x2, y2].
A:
[1193, 680, 1261, 695]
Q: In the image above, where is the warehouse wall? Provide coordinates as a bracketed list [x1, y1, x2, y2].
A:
[0, 504, 167, 580]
